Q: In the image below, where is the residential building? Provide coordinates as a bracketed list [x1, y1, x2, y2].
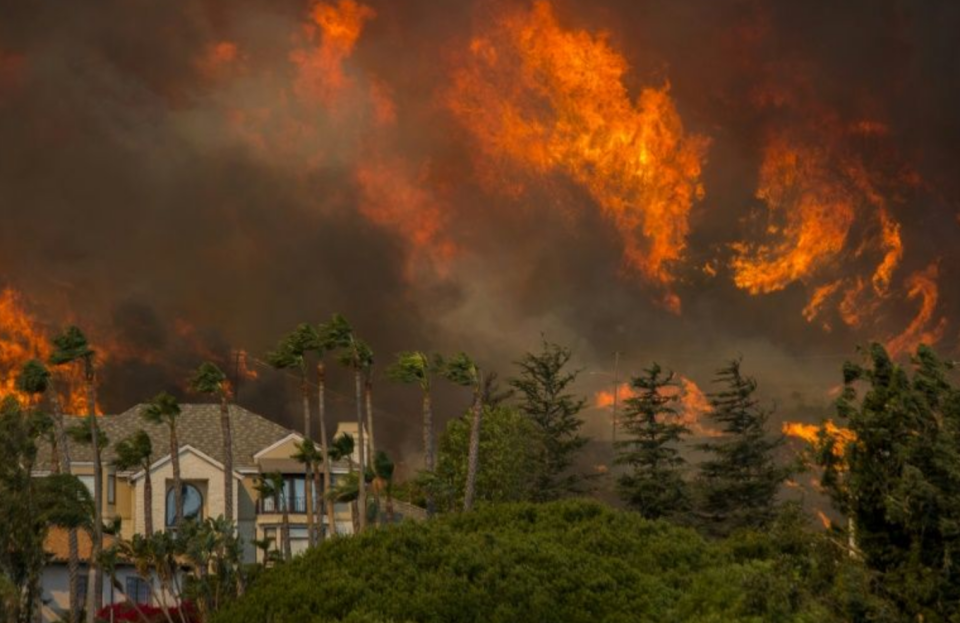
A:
[32, 403, 390, 622]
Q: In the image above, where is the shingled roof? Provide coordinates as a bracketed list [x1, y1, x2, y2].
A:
[36, 404, 295, 471]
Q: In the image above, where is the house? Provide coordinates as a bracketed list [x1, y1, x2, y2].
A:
[33, 403, 380, 622]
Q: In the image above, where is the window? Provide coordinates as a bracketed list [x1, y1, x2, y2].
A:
[107, 474, 116, 505]
[125, 576, 151, 604]
[77, 573, 88, 605]
[77, 475, 95, 497]
[165, 483, 203, 526]
[289, 527, 309, 556]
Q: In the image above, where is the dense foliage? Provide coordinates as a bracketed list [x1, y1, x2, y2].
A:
[818, 344, 960, 620]
[616, 363, 690, 519]
[426, 405, 538, 511]
[212, 500, 894, 623]
[509, 339, 589, 500]
[693, 359, 790, 537]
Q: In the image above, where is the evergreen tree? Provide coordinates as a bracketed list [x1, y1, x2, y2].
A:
[694, 358, 788, 537]
[509, 338, 589, 501]
[615, 363, 690, 519]
[819, 344, 960, 620]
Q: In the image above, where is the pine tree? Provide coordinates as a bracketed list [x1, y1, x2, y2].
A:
[694, 358, 788, 537]
[819, 344, 960, 620]
[615, 363, 690, 520]
[509, 339, 589, 501]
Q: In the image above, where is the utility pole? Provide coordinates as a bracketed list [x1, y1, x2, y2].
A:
[611, 351, 621, 446]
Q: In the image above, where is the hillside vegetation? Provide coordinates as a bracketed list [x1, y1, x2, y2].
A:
[213, 500, 885, 623]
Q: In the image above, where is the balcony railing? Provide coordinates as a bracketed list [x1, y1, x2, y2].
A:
[257, 496, 309, 514]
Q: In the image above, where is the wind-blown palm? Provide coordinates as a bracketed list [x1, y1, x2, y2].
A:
[373, 451, 396, 525]
[255, 472, 291, 560]
[442, 353, 484, 512]
[267, 324, 321, 545]
[190, 362, 236, 523]
[142, 392, 184, 528]
[388, 351, 443, 516]
[327, 314, 372, 532]
[113, 430, 154, 535]
[50, 326, 103, 622]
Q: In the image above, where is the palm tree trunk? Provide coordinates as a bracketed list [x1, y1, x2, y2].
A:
[84, 362, 103, 621]
[219, 394, 234, 524]
[317, 363, 335, 539]
[281, 499, 292, 561]
[144, 469, 154, 537]
[422, 391, 435, 517]
[463, 383, 483, 512]
[364, 375, 376, 458]
[385, 485, 395, 525]
[171, 424, 183, 528]
[354, 370, 367, 532]
[49, 387, 80, 623]
[300, 378, 315, 547]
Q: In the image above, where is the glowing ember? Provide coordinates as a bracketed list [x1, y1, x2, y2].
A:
[447, 1, 708, 311]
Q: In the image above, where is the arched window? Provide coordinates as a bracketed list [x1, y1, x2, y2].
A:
[165, 483, 203, 526]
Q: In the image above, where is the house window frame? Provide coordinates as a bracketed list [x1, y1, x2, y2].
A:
[107, 473, 116, 505]
[124, 576, 152, 604]
[164, 483, 204, 527]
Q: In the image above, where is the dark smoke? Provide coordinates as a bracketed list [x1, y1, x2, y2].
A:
[0, 0, 957, 469]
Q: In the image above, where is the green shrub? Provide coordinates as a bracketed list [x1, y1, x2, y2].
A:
[213, 500, 886, 623]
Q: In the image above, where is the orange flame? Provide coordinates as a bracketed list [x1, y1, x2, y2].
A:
[196, 41, 239, 79]
[447, 1, 708, 311]
[887, 262, 947, 356]
[782, 419, 855, 458]
[355, 157, 457, 276]
[595, 376, 718, 436]
[0, 288, 92, 414]
[291, 0, 376, 107]
[731, 136, 856, 294]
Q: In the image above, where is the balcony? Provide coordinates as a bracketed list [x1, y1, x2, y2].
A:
[257, 496, 308, 515]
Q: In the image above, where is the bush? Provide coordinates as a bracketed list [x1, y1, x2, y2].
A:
[212, 500, 886, 623]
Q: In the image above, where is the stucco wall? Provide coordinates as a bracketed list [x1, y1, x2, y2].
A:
[132, 449, 240, 534]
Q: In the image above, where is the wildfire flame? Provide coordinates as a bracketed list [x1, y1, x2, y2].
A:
[886, 262, 947, 356]
[595, 376, 718, 436]
[781, 420, 855, 458]
[0, 288, 92, 414]
[292, 0, 376, 107]
[447, 1, 708, 311]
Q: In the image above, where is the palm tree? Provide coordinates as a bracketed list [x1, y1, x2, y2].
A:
[49, 326, 103, 620]
[113, 431, 154, 535]
[442, 353, 484, 512]
[326, 314, 371, 532]
[327, 433, 356, 534]
[266, 324, 321, 546]
[373, 451, 396, 525]
[141, 392, 183, 529]
[292, 439, 323, 543]
[17, 360, 81, 623]
[315, 321, 337, 540]
[387, 351, 443, 517]
[189, 362, 235, 524]
[255, 472, 290, 561]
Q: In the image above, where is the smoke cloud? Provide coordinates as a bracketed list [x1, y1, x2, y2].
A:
[0, 0, 957, 467]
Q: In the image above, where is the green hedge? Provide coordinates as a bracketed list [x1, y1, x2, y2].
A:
[213, 500, 875, 623]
